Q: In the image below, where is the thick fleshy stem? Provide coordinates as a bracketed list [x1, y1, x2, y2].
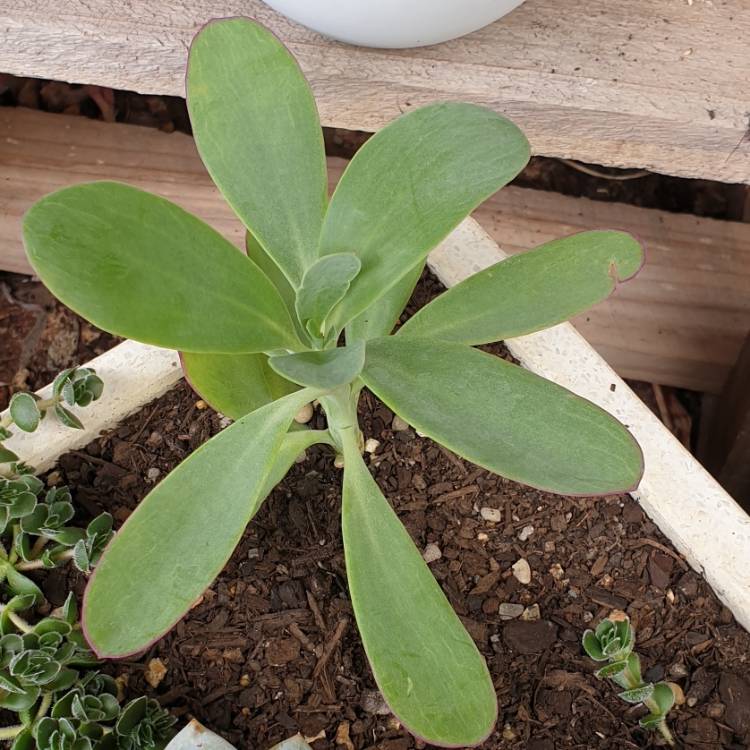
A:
[617, 655, 675, 746]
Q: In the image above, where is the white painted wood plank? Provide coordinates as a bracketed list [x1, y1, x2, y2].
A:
[0, 0, 748, 182]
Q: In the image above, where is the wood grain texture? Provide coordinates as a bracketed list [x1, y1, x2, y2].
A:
[2, 107, 749, 392]
[1, 0, 749, 182]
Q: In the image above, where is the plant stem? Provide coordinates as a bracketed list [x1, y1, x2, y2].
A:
[0, 724, 25, 740]
[319, 386, 362, 457]
[16, 547, 75, 571]
[35, 692, 52, 722]
[8, 611, 34, 634]
[620, 662, 675, 746]
[30, 536, 48, 559]
[8, 525, 20, 565]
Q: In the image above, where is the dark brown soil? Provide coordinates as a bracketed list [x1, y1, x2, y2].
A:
[2, 272, 749, 750]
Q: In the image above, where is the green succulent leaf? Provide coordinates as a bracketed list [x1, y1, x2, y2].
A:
[116, 696, 175, 749]
[347, 261, 425, 342]
[181, 351, 298, 421]
[342, 441, 496, 746]
[295, 253, 362, 338]
[0, 683, 39, 711]
[595, 660, 628, 679]
[269, 341, 365, 390]
[82, 387, 320, 657]
[652, 681, 676, 714]
[5, 567, 44, 603]
[320, 102, 529, 331]
[602, 636, 623, 657]
[362, 338, 644, 495]
[187, 18, 327, 288]
[245, 231, 299, 330]
[582, 631, 606, 661]
[60, 594, 78, 626]
[0, 446, 20, 464]
[618, 684, 654, 704]
[10, 728, 34, 750]
[399, 231, 643, 344]
[54, 405, 84, 431]
[23, 182, 299, 354]
[9, 393, 40, 433]
[639, 713, 667, 729]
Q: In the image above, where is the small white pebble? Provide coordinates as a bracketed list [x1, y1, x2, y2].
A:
[518, 524, 534, 541]
[512, 558, 532, 585]
[549, 563, 565, 580]
[392, 415, 410, 432]
[294, 403, 314, 424]
[334, 454, 345, 469]
[422, 543, 442, 564]
[480, 507, 502, 523]
[498, 602, 525, 620]
[583, 611, 594, 623]
[521, 604, 541, 621]
[477, 532, 489, 542]
[146, 467, 160, 483]
[218, 415, 233, 429]
[364, 438, 380, 454]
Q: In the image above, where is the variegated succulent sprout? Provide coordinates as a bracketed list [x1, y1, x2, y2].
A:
[0, 593, 175, 749]
[21, 17, 646, 747]
[1, 368, 112, 586]
[583, 615, 676, 745]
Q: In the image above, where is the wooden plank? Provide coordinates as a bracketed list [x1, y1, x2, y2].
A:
[700, 332, 750, 510]
[0, 1, 749, 183]
[3, 107, 750, 392]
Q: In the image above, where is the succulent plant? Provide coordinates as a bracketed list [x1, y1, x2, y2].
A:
[583, 615, 676, 745]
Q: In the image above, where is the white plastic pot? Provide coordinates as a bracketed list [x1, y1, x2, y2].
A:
[262, 0, 526, 48]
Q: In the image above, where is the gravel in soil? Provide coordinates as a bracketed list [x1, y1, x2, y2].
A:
[2, 273, 748, 750]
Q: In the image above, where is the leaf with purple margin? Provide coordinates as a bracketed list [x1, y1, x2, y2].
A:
[320, 102, 529, 331]
[188, 18, 327, 288]
[399, 231, 644, 344]
[361, 337, 643, 495]
[82, 387, 321, 658]
[342, 438, 496, 747]
[23, 182, 298, 353]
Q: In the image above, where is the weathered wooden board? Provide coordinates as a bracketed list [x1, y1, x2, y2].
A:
[0, 0, 749, 183]
[2, 107, 750, 392]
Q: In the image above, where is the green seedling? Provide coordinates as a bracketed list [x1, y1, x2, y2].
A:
[0, 593, 175, 749]
[0, 375, 174, 748]
[0, 368, 112, 595]
[583, 616, 676, 745]
[22, 18, 645, 746]
[1, 368, 104, 473]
